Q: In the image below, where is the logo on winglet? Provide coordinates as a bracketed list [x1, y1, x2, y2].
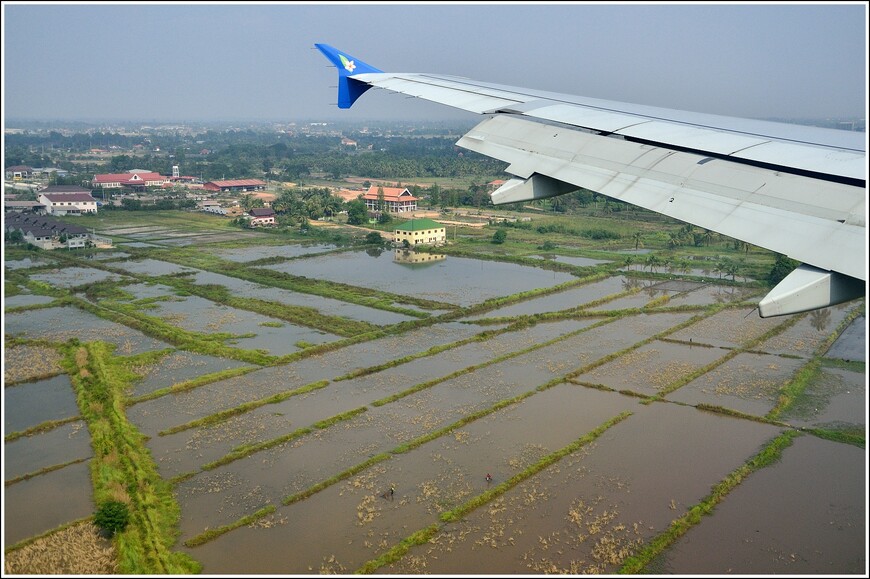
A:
[339, 54, 356, 73]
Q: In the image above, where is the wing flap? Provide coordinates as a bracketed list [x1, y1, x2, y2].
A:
[459, 115, 866, 281]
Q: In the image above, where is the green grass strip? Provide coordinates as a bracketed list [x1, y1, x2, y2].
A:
[128, 365, 261, 405]
[4, 415, 83, 443]
[618, 429, 801, 574]
[5, 457, 90, 486]
[61, 340, 201, 574]
[440, 411, 632, 523]
[183, 505, 277, 548]
[355, 524, 442, 575]
[200, 407, 367, 471]
[371, 316, 619, 407]
[158, 380, 330, 436]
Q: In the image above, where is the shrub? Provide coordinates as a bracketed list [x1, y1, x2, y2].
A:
[94, 500, 129, 536]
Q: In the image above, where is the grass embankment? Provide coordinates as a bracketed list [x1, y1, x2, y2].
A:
[618, 430, 801, 574]
[61, 340, 200, 574]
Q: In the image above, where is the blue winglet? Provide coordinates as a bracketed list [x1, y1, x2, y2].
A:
[315, 43, 383, 109]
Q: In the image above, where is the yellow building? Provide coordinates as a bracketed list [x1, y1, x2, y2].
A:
[394, 218, 446, 246]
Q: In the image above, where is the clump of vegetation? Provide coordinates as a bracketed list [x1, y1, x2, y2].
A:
[94, 500, 130, 537]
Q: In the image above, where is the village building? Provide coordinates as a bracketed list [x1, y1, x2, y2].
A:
[5, 165, 33, 180]
[247, 207, 276, 227]
[37, 192, 98, 215]
[203, 179, 267, 193]
[394, 218, 446, 246]
[92, 171, 168, 192]
[363, 185, 418, 214]
[4, 212, 94, 249]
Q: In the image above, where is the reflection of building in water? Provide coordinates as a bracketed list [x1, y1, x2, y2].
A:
[394, 218, 446, 246]
[394, 249, 446, 265]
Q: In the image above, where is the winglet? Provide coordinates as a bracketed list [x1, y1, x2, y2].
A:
[315, 43, 383, 109]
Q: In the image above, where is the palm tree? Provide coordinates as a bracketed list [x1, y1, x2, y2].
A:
[633, 231, 643, 252]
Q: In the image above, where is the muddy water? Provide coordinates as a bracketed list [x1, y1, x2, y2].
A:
[127, 322, 482, 438]
[667, 353, 807, 416]
[4, 375, 79, 435]
[144, 320, 597, 479]
[670, 307, 783, 349]
[4, 294, 57, 308]
[142, 295, 340, 356]
[131, 351, 252, 397]
[108, 258, 198, 276]
[182, 385, 638, 573]
[778, 366, 867, 430]
[211, 244, 337, 262]
[573, 340, 725, 395]
[3, 461, 94, 546]
[188, 270, 416, 325]
[4, 306, 170, 355]
[4, 421, 91, 481]
[463, 276, 632, 319]
[656, 435, 865, 574]
[30, 267, 130, 288]
[165, 314, 695, 540]
[5, 232, 865, 576]
[262, 251, 577, 307]
[386, 402, 784, 575]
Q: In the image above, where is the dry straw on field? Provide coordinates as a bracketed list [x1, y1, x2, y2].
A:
[4, 521, 118, 575]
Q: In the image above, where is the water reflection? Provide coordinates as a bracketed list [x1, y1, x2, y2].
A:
[393, 250, 446, 266]
[809, 308, 832, 331]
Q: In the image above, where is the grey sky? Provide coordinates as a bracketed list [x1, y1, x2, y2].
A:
[2, 2, 867, 123]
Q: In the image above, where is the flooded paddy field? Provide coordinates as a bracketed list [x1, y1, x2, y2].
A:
[187, 270, 416, 326]
[4, 374, 79, 435]
[4, 306, 170, 355]
[262, 250, 577, 306]
[3, 228, 865, 574]
[210, 243, 339, 262]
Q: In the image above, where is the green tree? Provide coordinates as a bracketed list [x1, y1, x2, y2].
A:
[365, 231, 383, 244]
[346, 199, 368, 225]
[492, 229, 507, 244]
[94, 500, 129, 537]
[768, 253, 800, 286]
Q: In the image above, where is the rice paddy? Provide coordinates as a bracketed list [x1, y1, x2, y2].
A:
[3, 213, 865, 574]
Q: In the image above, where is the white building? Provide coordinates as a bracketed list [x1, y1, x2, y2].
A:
[37, 192, 98, 215]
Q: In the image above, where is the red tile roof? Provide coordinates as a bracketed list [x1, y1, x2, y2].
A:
[363, 186, 418, 203]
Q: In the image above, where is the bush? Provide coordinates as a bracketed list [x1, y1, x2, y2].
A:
[94, 500, 130, 536]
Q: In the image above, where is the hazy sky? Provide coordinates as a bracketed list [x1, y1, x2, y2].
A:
[2, 2, 867, 123]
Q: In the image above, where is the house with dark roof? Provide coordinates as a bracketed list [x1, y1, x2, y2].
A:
[5, 165, 33, 180]
[4, 211, 91, 249]
[248, 207, 276, 227]
[203, 179, 267, 193]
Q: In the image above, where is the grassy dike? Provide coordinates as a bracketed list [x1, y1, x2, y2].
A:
[60, 339, 200, 574]
[618, 429, 802, 574]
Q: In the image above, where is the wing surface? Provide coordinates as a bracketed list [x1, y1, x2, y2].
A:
[315, 44, 866, 317]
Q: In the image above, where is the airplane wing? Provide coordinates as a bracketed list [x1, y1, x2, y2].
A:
[315, 43, 866, 317]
